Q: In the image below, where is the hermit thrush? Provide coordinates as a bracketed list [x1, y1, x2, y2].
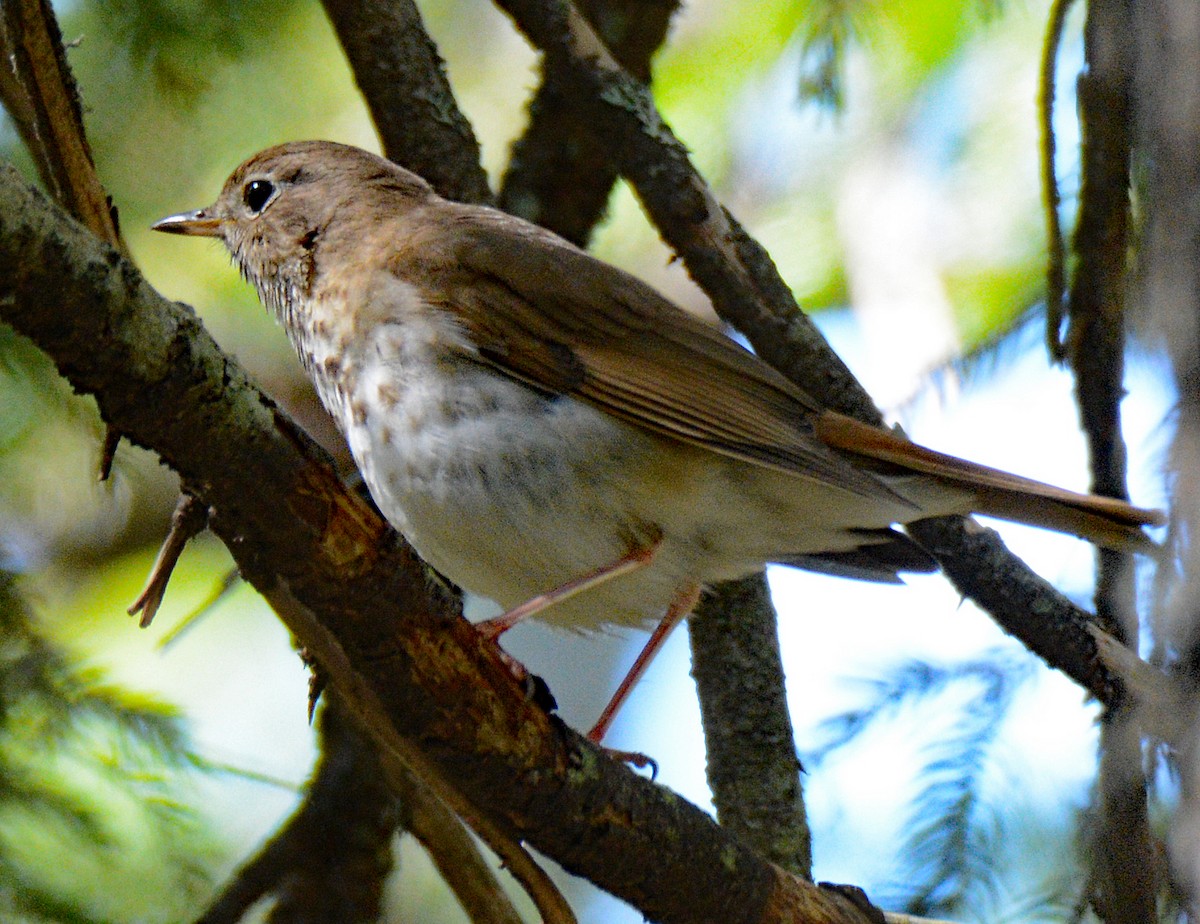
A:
[154, 141, 1162, 742]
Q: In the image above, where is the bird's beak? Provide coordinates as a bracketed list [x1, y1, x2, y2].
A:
[151, 208, 223, 237]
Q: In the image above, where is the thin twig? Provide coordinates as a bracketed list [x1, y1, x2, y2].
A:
[156, 567, 240, 649]
[127, 494, 210, 628]
[1040, 0, 1076, 361]
[96, 422, 121, 481]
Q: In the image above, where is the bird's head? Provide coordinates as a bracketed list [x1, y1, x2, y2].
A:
[153, 140, 434, 318]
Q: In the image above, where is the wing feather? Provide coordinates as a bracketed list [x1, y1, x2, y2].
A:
[421, 211, 902, 502]
[381, 198, 1161, 551]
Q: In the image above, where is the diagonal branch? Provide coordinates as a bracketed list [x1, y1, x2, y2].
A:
[0, 0, 117, 241]
[194, 698, 400, 924]
[319, 0, 493, 205]
[499, 0, 679, 245]
[380, 732, 532, 924]
[0, 0, 127, 475]
[0, 160, 886, 924]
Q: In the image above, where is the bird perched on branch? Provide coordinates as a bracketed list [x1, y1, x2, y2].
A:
[155, 141, 1162, 746]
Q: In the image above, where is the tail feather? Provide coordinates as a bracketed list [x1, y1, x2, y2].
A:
[814, 411, 1165, 553]
[778, 527, 939, 583]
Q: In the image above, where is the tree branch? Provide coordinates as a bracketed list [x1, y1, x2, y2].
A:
[0, 161, 886, 924]
[195, 699, 399, 924]
[690, 576, 811, 877]
[0, 0, 116, 241]
[319, 0, 493, 205]
[1062, 0, 1155, 918]
[499, 0, 679, 245]
[1039, 0, 1075, 360]
[1135, 0, 1200, 904]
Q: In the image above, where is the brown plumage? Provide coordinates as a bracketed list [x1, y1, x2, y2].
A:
[154, 141, 1163, 742]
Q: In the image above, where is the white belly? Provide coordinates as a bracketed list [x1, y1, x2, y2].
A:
[344, 352, 700, 631]
[313, 314, 944, 633]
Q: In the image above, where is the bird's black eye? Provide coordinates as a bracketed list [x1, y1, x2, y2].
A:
[243, 179, 275, 214]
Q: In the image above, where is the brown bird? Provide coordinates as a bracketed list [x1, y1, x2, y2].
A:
[154, 141, 1162, 744]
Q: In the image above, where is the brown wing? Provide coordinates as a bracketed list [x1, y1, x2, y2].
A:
[389, 201, 1161, 552]
[416, 207, 906, 503]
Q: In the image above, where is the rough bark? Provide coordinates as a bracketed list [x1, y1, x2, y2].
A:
[1062, 0, 1155, 918]
[691, 576, 811, 877]
[320, 0, 493, 205]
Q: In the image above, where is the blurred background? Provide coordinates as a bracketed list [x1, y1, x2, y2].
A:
[0, 0, 1173, 921]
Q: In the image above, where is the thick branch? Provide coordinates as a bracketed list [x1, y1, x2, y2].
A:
[0, 162, 884, 924]
[1065, 0, 1153, 919]
[491, 0, 1128, 704]
[690, 576, 811, 877]
[499, 0, 679, 245]
[195, 699, 399, 924]
[320, 0, 493, 205]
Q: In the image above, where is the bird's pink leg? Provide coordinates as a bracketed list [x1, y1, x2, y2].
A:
[475, 536, 663, 642]
[587, 582, 703, 745]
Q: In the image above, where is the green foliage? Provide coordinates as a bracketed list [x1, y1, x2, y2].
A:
[796, 0, 862, 110]
[805, 651, 1085, 920]
[0, 325, 82, 460]
[91, 0, 302, 99]
[0, 573, 220, 923]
